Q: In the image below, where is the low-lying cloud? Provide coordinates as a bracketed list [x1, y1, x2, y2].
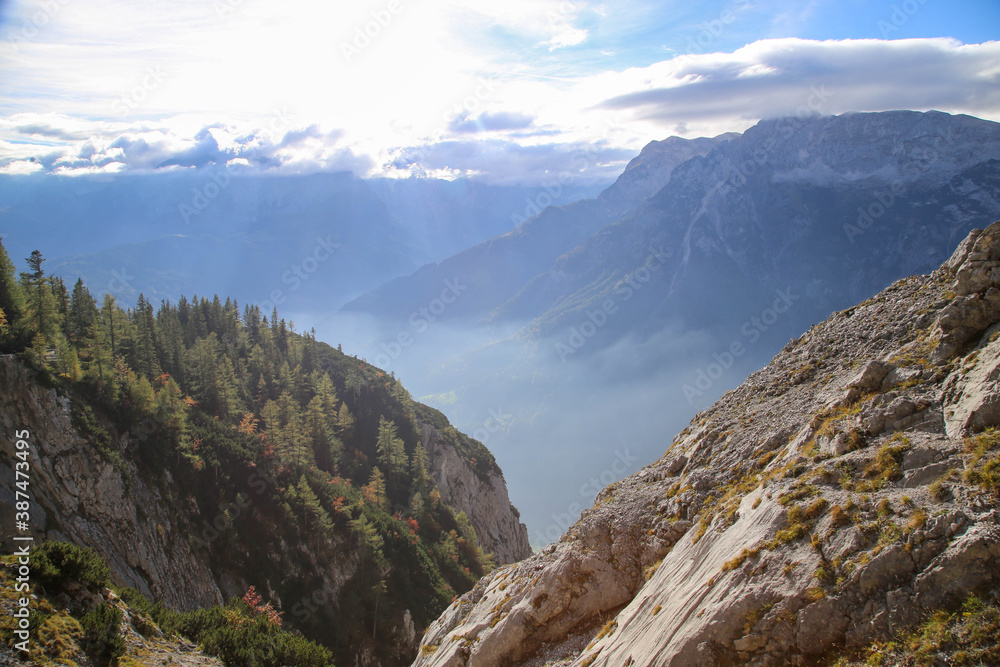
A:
[600, 38, 1000, 129]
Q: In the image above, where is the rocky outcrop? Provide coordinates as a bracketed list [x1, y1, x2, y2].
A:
[412, 221, 1000, 666]
[0, 356, 223, 610]
[0, 353, 524, 666]
[421, 422, 531, 564]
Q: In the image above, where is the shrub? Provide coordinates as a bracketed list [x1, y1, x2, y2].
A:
[79, 603, 126, 667]
[33, 541, 111, 594]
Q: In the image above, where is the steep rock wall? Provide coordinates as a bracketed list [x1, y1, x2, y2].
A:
[0, 355, 222, 609]
[421, 422, 531, 565]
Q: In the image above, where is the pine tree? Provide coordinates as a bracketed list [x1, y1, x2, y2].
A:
[362, 467, 389, 511]
[336, 403, 356, 441]
[19, 249, 59, 342]
[67, 278, 98, 346]
[0, 234, 27, 350]
[101, 294, 120, 358]
[376, 417, 408, 491]
[52, 276, 69, 336]
[410, 443, 433, 498]
[296, 475, 333, 532]
[131, 294, 161, 380]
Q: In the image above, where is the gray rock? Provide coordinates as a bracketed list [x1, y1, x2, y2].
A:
[848, 361, 892, 391]
[881, 366, 923, 390]
[903, 447, 942, 470]
[903, 462, 952, 488]
[423, 423, 532, 564]
[411, 222, 1000, 667]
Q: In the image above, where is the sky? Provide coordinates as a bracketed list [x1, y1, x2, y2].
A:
[0, 0, 998, 184]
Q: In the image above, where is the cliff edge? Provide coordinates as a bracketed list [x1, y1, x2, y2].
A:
[412, 221, 1000, 666]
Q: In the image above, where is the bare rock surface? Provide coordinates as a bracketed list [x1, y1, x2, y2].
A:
[412, 221, 1000, 667]
[0, 356, 223, 611]
[422, 422, 532, 564]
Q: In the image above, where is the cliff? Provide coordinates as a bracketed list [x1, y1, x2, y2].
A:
[412, 220, 1000, 666]
[0, 355, 224, 610]
[0, 351, 528, 666]
[421, 422, 531, 565]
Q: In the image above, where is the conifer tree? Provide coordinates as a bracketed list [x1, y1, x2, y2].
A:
[67, 278, 98, 346]
[19, 249, 59, 342]
[0, 234, 27, 351]
[376, 417, 408, 492]
[336, 403, 356, 441]
[131, 294, 161, 380]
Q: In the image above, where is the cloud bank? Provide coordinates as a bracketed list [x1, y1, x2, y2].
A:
[1, 37, 998, 184]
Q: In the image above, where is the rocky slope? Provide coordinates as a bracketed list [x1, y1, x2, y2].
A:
[0, 352, 528, 665]
[411, 220, 1000, 666]
[422, 422, 531, 565]
[0, 355, 224, 612]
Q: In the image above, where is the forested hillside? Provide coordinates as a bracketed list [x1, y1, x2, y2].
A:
[0, 235, 507, 666]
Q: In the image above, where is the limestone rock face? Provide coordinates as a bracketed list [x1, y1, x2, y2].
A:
[412, 221, 1000, 667]
[422, 423, 531, 564]
[0, 354, 522, 666]
[0, 355, 222, 610]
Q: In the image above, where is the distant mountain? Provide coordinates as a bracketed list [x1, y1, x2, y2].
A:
[345, 112, 1000, 351]
[342, 132, 736, 321]
[366, 178, 605, 263]
[412, 218, 1000, 667]
[0, 172, 602, 311]
[335, 111, 1000, 542]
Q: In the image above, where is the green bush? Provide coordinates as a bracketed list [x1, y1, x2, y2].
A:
[79, 603, 125, 666]
[200, 614, 334, 667]
[33, 541, 111, 594]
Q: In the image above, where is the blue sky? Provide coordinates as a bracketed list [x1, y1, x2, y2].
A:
[0, 0, 997, 183]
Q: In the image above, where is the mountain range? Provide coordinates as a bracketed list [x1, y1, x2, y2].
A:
[412, 218, 1000, 666]
[330, 111, 1000, 541]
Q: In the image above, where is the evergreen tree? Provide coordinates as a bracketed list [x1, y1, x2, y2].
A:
[376, 417, 408, 492]
[101, 294, 120, 358]
[336, 403, 356, 441]
[67, 278, 98, 346]
[19, 249, 59, 342]
[296, 475, 333, 532]
[130, 294, 161, 381]
[0, 234, 27, 351]
[154, 301, 185, 379]
[410, 443, 433, 498]
[52, 276, 69, 335]
[362, 467, 389, 512]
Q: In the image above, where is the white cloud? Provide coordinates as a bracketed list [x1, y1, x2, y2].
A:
[0, 159, 43, 175]
[597, 38, 1000, 133]
[2, 18, 999, 186]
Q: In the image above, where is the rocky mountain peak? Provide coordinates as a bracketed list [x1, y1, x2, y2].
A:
[411, 220, 1000, 666]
